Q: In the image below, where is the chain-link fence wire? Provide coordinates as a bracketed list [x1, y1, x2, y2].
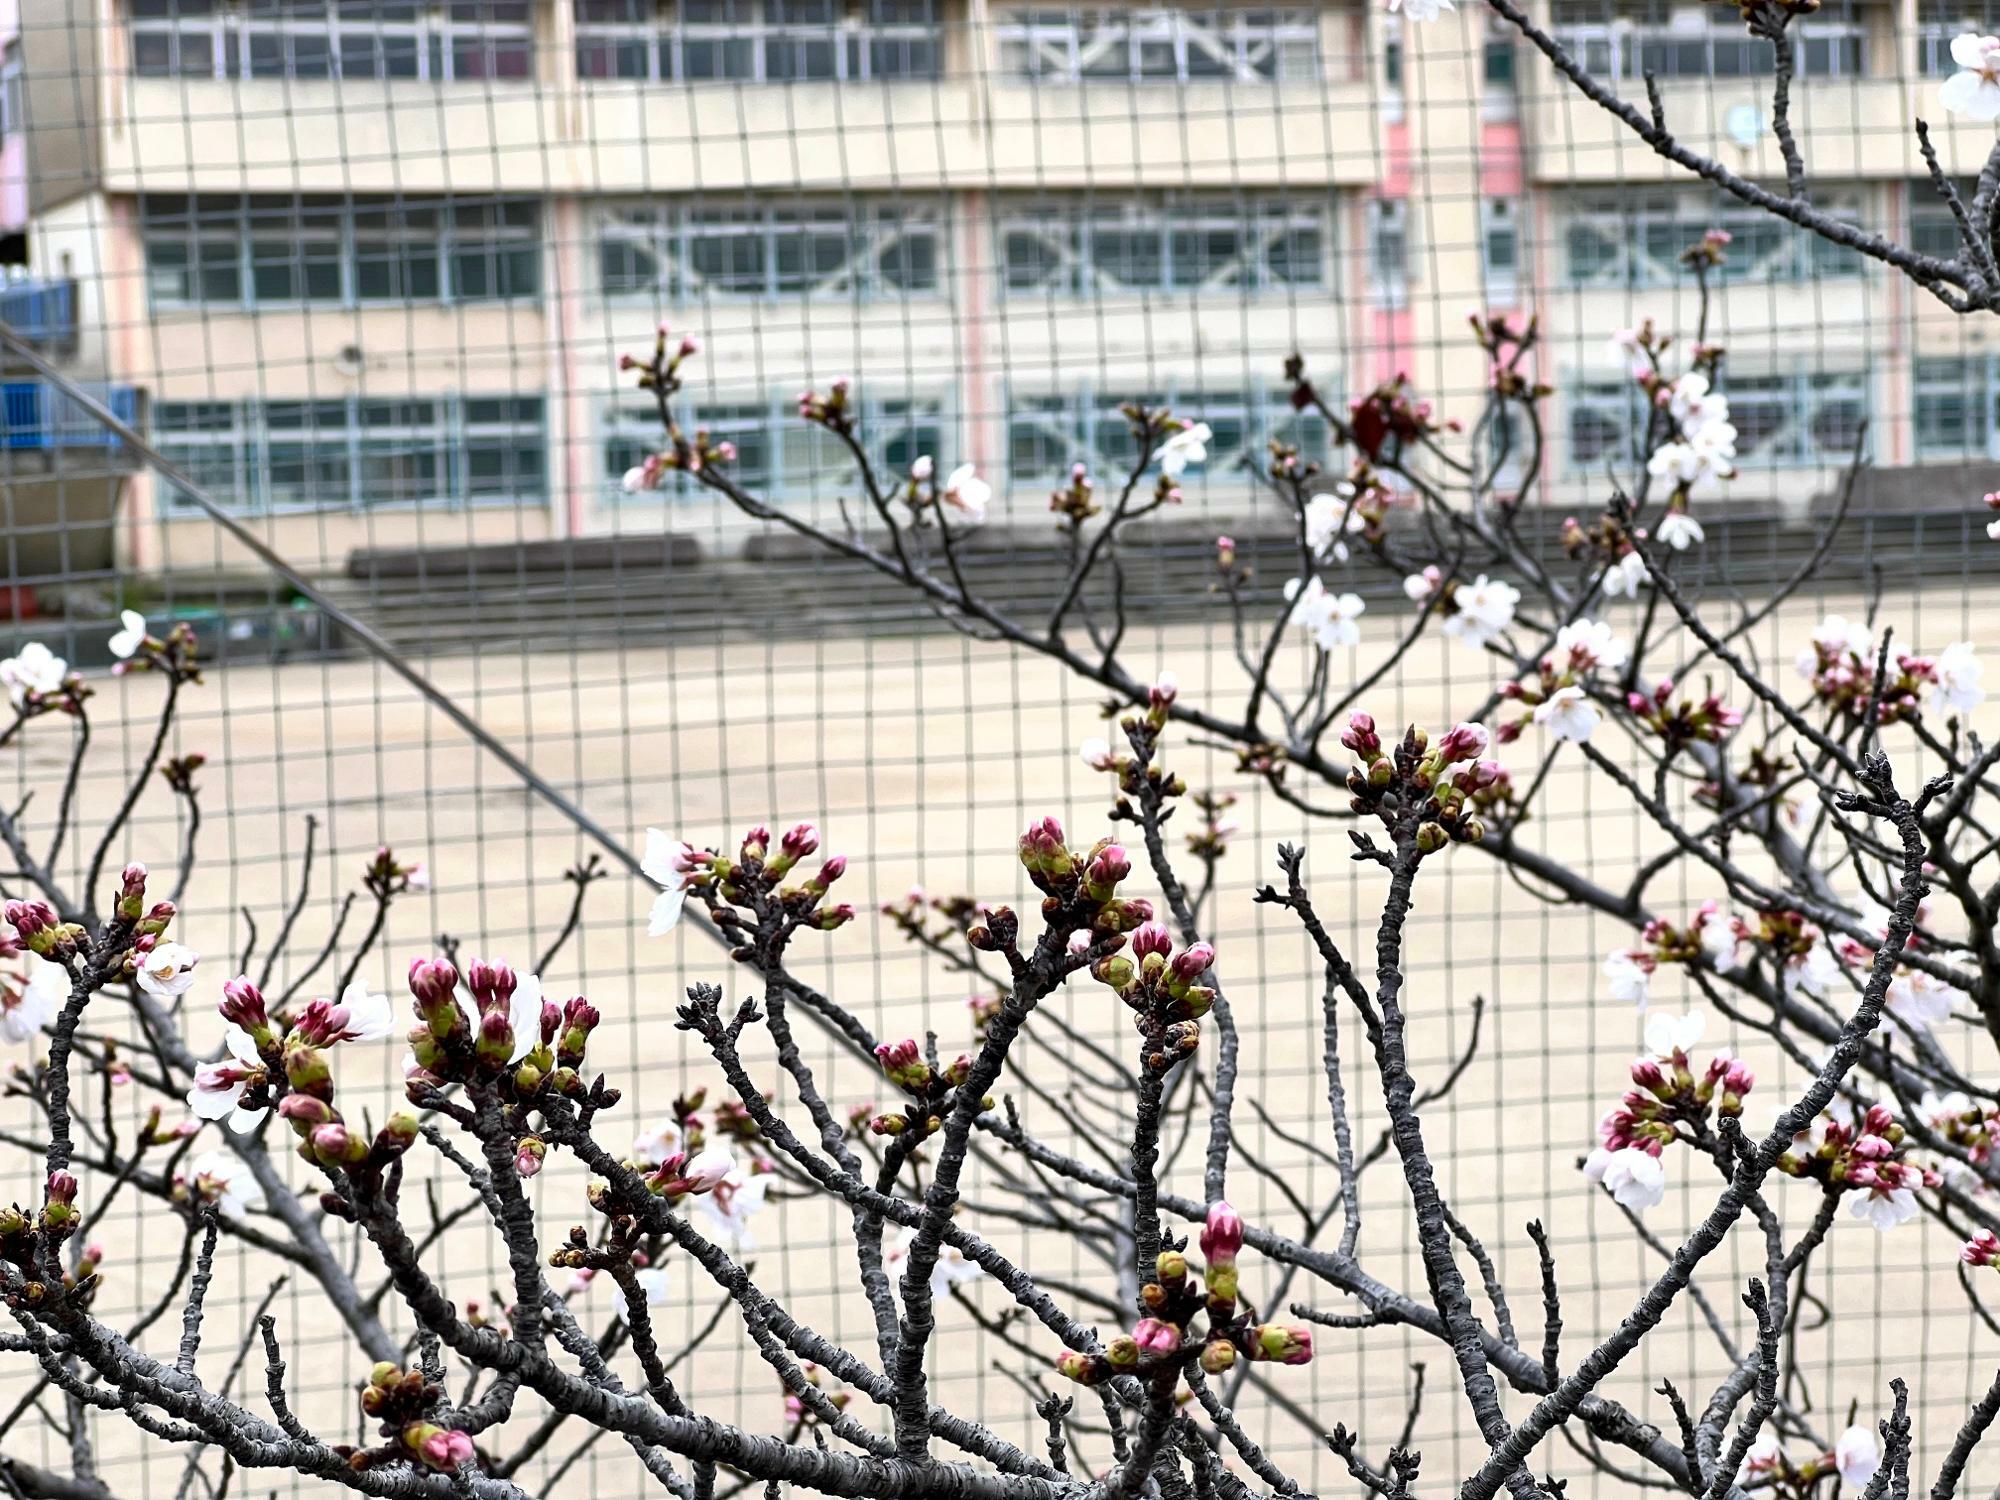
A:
[2, 0, 2000, 1494]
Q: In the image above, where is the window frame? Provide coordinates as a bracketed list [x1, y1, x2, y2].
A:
[573, 0, 944, 83]
[128, 0, 536, 82]
[153, 392, 548, 514]
[141, 194, 543, 309]
[596, 199, 942, 301]
[995, 7, 1321, 84]
[995, 193, 1334, 296]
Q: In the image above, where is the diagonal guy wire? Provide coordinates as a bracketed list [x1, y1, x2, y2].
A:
[0, 319, 732, 951]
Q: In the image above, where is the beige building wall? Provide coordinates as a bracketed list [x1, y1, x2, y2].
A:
[12, 0, 1997, 576]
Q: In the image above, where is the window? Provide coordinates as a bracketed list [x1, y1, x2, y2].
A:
[1366, 198, 1409, 307]
[1566, 370, 1868, 473]
[1919, 0, 2000, 72]
[997, 8, 1319, 82]
[998, 195, 1331, 295]
[1004, 386, 1329, 486]
[1914, 355, 2000, 458]
[1559, 187, 1865, 287]
[130, 0, 534, 79]
[602, 390, 943, 498]
[0, 43, 22, 142]
[142, 195, 541, 306]
[1550, 0, 1866, 79]
[154, 395, 546, 512]
[1480, 196, 1521, 303]
[575, 0, 942, 81]
[599, 201, 939, 298]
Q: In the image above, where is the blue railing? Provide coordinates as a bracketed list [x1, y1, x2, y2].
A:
[0, 280, 77, 348]
[0, 382, 138, 450]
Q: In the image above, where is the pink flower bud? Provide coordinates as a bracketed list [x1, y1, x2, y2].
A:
[1085, 844, 1131, 894]
[781, 823, 821, 860]
[417, 1428, 476, 1471]
[1132, 1317, 1181, 1356]
[408, 957, 458, 1005]
[1170, 943, 1215, 984]
[219, 976, 268, 1030]
[818, 854, 848, 884]
[1434, 722, 1489, 764]
[1149, 672, 1178, 710]
[278, 1093, 333, 1126]
[1200, 1200, 1244, 1264]
[45, 1171, 76, 1206]
[1964, 1229, 2000, 1267]
[515, 1137, 548, 1178]
[1340, 712, 1380, 756]
[1630, 1059, 1666, 1091]
[4, 901, 53, 937]
[1250, 1324, 1312, 1365]
[1132, 923, 1173, 959]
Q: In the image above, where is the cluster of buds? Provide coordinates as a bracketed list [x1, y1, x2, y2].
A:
[617, 326, 737, 492]
[1558, 511, 1636, 572]
[1679, 226, 1732, 271]
[1469, 312, 1553, 403]
[782, 1364, 853, 1432]
[1497, 618, 1631, 746]
[405, 958, 608, 1134]
[1606, 901, 1744, 1006]
[362, 845, 428, 901]
[618, 319, 700, 391]
[686, 823, 855, 953]
[0, 1172, 87, 1306]
[867, 1038, 988, 1138]
[1343, 373, 1454, 464]
[965, 993, 1004, 1034]
[1342, 716, 1503, 850]
[268, 991, 422, 1177]
[1184, 790, 1239, 865]
[1265, 436, 1321, 485]
[1055, 1203, 1311, 1387]
[1049, 463, 1099, 527]
[1624, 1034, 1754, 1140]
[1748, 909, 1842, 999]
[1779, 1102, 1937, 1231]
[1790, 616, 1980, 726]
[1011, 817, 1155, 935]
[1962, 1228, 2000, 1268]
[115, 617, 203, 685]
[158, 751, 206, 797]
[1090, 922, 1216, 1071]
[1923, 1090, 1998, 1167]
[796, 377, 854, 433]
[1081, 674, 1186, 810]
[5, 899, 87, 965]
[1119, 404, 1198, 496]
[345, 1362, 477, 1475]
[1624, 676, 1744, 748]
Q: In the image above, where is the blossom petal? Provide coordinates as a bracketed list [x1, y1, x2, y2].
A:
[648, 886, 687, 936]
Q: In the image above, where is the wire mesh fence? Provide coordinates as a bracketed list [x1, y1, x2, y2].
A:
[3, 0, 2000, 1495]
